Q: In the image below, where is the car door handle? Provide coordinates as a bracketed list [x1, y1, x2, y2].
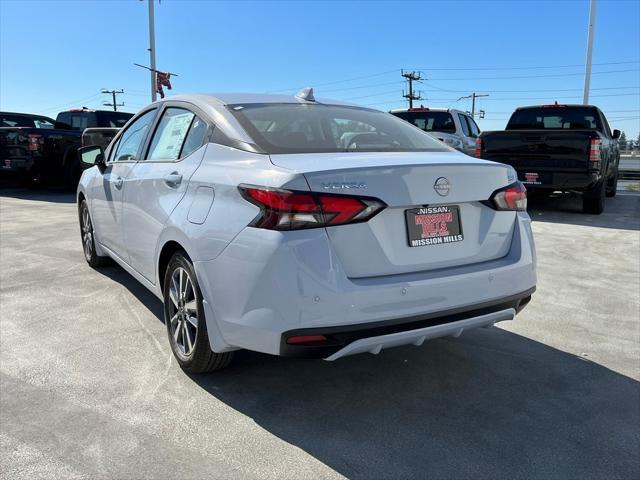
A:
[164, 172, 183, 188]
[113, 176, 123, 190]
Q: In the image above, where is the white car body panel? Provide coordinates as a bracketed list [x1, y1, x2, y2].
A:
[78, 93, 536, 361]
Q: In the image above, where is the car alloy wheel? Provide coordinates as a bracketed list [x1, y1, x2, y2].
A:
[81, 204, 94, 262]
[167, 266, 199, 357]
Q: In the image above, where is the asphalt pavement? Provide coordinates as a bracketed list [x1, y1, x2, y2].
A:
[1, 187, 639, 479]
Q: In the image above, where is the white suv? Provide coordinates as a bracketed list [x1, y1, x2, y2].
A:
[77, 92, 536, 373]
[391, 107, 481, 156]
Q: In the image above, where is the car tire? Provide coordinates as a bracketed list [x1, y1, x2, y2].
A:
[163, 252, 233, 373]
[582, 179, 606, 215]
[605, 170, 618, 198]
[79, 200, 110, 267]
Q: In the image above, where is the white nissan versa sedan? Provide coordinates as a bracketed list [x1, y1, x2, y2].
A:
[77, 89, 536, 373]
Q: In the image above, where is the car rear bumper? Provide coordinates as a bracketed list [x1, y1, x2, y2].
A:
[514, 169, 600, 191]
[280, 289, 533, 359]
[194, 212, 537, 357]
[1, 157, 35, 175]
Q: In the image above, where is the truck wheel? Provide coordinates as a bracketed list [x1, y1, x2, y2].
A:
[163, 252, 234, 373]
[582, 180, 606, 215]
[605, 170, 618, 198]
[79, 200, 110, 267]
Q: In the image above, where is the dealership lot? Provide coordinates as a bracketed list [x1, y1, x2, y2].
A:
[0, 188, 639, 479]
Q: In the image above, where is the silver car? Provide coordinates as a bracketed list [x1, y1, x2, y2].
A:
[391, 107, 481, 155]
[77, 91, 536, 373]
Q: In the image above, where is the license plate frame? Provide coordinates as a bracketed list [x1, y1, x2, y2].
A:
[405, 205, 464, 248]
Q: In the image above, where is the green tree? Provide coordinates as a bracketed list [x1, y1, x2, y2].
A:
[619, 131, 627, 150]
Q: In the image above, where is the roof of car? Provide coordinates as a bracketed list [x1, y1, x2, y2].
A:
[0, 111, 56, 120]
[389, 107, 464, 114]
[145, 92, 371, 147]
[515, 104, 599, 110]
[164, 92, 360, 108]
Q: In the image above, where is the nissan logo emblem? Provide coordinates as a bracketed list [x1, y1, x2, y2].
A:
[434, 177, 451, 197]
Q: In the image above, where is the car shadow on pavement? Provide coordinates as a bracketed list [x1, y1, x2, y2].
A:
[94, 264, 165, 321]
[528, 192, 640, 231]
[0, 185, 76, 204]
[189, 329, 639, 479]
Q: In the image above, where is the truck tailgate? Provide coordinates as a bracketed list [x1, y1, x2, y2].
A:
[481, 130, 594, 171]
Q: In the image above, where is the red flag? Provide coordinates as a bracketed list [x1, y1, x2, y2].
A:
[155, 71, 172, 99]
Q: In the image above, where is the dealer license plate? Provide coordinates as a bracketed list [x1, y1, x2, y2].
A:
[405, 205, 463, 247]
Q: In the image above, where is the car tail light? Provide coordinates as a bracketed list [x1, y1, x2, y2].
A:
[286, 335, 328, 345]
[589, 138, 602, 169]
[238, 185, 386, 230]
[28, 134, 42, 152]
[474, 137, 483, 157]
[489, 181, 527, 211]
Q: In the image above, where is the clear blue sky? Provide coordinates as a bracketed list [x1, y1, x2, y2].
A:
[1, 0, 638, 138]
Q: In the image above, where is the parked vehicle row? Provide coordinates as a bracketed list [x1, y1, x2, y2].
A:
[0, 108, 132, 187]
[390, 103, 621, 215]
[77, 91, 536, 372]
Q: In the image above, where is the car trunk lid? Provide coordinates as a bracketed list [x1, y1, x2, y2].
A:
[270, 151, 517, 278]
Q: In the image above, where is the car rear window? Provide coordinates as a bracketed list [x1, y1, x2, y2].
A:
[392, 111, 456, 133]
[96, 111, 134, 128]
[227, 103, 447, 154]
[507, 107, 602, 130]
[1, 114, 54, 129]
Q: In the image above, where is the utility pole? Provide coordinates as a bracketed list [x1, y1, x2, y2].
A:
[457, 93, 489, 118]
[401, 70, 423, 109]
[101, 89, 125, 111]
[147, 0, 157, 102]
[583, 0, 596, 104]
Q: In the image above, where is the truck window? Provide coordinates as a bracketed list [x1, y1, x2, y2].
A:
[466, 116, 480, 137]
[96, 111, 134, 128]
[507, 107, 602, 131]
[70, 114, 90, 130]
[457, 114, 470, 136]
[393, 111, 456, 133]
[1, 114, 54, 128]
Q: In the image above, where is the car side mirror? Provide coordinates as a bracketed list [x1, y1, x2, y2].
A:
[612, 129, 621, 139]
[78, 145, 105, 171]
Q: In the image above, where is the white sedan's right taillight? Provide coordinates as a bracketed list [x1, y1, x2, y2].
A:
[490, 181, 527, 211]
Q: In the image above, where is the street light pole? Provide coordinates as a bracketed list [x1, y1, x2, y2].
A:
[583, 0, 596, 104]
[148, 0, 157, 102]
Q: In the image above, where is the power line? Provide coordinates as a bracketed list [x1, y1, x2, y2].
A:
[101, 89, 125, 111]
[457, 93, 489, 118]
[267, 69, 399, 93]
[317, 80, 403, 94]
[344, 89, 400, 101]
[411, 60, 639, 71]
[426, 68, 639, 82]
[39, 93, 103, 113]
[423, 83, 640, 93]
[401, 71, 424, 109]
[268, 61, 640, 94]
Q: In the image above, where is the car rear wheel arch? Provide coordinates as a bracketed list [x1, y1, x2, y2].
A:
[158, 240, 189, 292]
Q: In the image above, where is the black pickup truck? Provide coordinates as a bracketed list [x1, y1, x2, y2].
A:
[476, 104, 620, 214]
[0, 109, 132, 187]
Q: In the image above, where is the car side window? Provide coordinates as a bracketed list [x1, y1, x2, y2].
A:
[181, 115, 209, 158]
[147, 108, 199, 161]
[601, 112, 612, 137]
[457, 114, 470, 136]
[113, 109, 156, 162]
[466, 116, 480, 138]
